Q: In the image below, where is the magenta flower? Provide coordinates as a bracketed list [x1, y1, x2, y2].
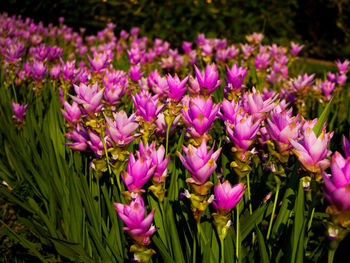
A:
[194, 63, 222, 95]
[105, 111, 140, 147]
[61, 101, 81, 123]
[212, 181, 245, 213]
[2, 40, 25, 63]
[65, 126, 89, 151]
[290, 42, 304, 56]
[166, 74, 189, 101]
[114, 194, 156, 245]
[244, 88, 277, 120]
[336, 59, 350, 75]
[225, 113, 260, 152]
[154, 113, 180, 138]
[88, 52, 110, 73]
[178, 140, 221, 185]
[50, 64, 61, 79]
[121, 153, 156, 193]
[182, 41, 192, 53]
[320, 80, 335, 100]
[225, 63, 247, 92]
[70, 82, 104, 115]
[129, 64, 145, 82]
[267, 107, 301, 153]
[12, 102, 28, 122]
[290, 128, 333, 173]
[182, 96, 220, 137]
[138, 141, 170, 183]
[87, 130, 109, 157]
[322, 152, 350, 210]
[60, 58, 76, 81]
[132, 90, 164, 122]
[218, 98, 240, 124]
[31, 60, 47, 81]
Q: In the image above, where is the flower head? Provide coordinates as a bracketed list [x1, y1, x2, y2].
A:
[61, 101, 81, 123]
[194, 63, 222, 95]
[70, 82, 104, 115]
[114, 194, 156, 245]
[132, 90, 164, 122]
[178, 140, 221, 185]
[322, 152, 350, 210]
[212, 181, 245, 213]
[166, 74, 189, 101]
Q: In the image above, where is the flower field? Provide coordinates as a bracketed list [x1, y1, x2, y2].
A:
[1, 12, 350, 262]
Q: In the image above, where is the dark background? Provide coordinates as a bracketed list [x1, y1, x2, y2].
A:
[2, 0, 350, 60]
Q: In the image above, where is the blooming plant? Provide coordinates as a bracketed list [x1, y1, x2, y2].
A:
[1, 13, 350, 263]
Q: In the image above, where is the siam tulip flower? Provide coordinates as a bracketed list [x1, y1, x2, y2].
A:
[227, 45, 239, 59]
[182, 41, 192, 53]
[60, 58, 76, 81]
[320, 80, 335, 100]
[188, 76, 201, 95]
[65, 125, 89, 151]
[130, 27, 139, 36]
[225, 113, 260, 153]
[215, 48, 229, 62]
[166, 74, 189, 101]
[327, 72, 337, 83]
[61, 101, 81, 123]
[290, 42, 304, 56]
[114, 194, 156, 245]
[255, 53, 270, 70]
[241, 44, 254, 59]
[267, 107, 301, 153]
[88, 52, 110, 73]
[178, 140, 221, 185]
[196, 33, 206, 46]
[218, 98, 240, 124]
[225, 63, 247, 93]
[201, 42, 213, 57]
[31, 60, 47, 82]
[336, 73, 347, 86]
[289, 73, 315, 93]
[87, 130, 109, 158]
[212, 181, 245, 214]
[194, 63, 222, 95]
[154, 113, 181, 138]
[322, 152, 350, 210]
[182, 95, 220, 138]
[336, 59, 350, 75]
[121, 152, 156, 193]
[70, 82, 104, 115]
[244, 87, 277, 121]
[138, 141, 170, 183]
[290, 127, 333, 174]
[50, 64, 61, 79]
[147, 70, 169, 97]
[246, 32, 263, 45]
[2, 40, 25, 63]
[129, 64, 145, 82]
[103, 82, 127, 106]
[132, 90, 164, 122]
[127, 45, 144, 65]
[12, 102, 28, 122]
[105, 111, 140, 147]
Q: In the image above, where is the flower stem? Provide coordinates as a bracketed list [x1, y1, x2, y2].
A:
[266, 182, 280, 240]
[11, 80, 17, 103]
[246, 173, 255, 244]
[328, 248, 335, 263]
[220, 237, 225, 263]
[165, 120, 171, 155]
[236, 202, 240, 263]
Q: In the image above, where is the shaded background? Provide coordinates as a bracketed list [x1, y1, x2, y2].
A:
[2, 0, 350, 60]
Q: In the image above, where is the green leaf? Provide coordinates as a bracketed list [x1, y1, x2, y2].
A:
[313, 97, 333, 137]
[51, 238, 94, 263]
[255, 225, 270, 263]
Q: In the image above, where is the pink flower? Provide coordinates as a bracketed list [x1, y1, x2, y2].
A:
[132, 90, 164, 122]
[343, 133, 350, 158]
[65, 126, 89, 151]
[322, 152, 350, 210]
[194, 63, 222, 95]
[290, 42, 304, 56]
[290, 128, 333, 173]
[336, 59, 350, 75]
[70, 82, 104, 115]
[61, 101, 81, 123]
[138, 141, 170, 183]
[218, 98, 240, 124]
[121, 153, 156, 193]
[182, 96, 219, 137]
[129, 64, 145, 82]
[166, 74, 189, 101]
[88, 52, 110, 73]
[105, 111, 140, 147]
[225, 113, 260, 152]
[212, 181, 245, 213]
[225, 63, 247, 92]
[114, 194, 157, 245]
[267, 107, 301, 153]
[12, 102, 28, 122]
[244, 88, 277, 121]
[178, 140, 221, 185]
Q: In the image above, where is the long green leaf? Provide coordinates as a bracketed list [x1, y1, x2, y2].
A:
[313, 97, 333, 137]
